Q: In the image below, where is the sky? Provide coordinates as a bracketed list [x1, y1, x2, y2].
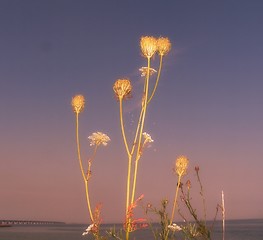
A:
[0, 0, 263, 224]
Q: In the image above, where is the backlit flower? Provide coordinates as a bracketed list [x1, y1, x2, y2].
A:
[82, 223, 94, 235]
[140, 36, 157, 58]
[113, 79, 132, 100]
[174, 155, 189, 177]
[157, 37, 171, 56]
[143, 132, 154, 144]
[88, 132, 110, 146]
[168, 223, 182, 232]
[71, 94, 85, 114]
[139, 67, 157, 77]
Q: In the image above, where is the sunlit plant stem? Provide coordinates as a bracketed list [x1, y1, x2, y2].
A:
[131, 57, 151, 204]
[75, 113, 94, 222]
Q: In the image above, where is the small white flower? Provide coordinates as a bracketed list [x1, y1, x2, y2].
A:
[168, 223, 182, 232]
[139, 67, 157, 77]
[82, 223, 94, 235]
[143, 132, 154, 144]
[88, 132, 110, 147]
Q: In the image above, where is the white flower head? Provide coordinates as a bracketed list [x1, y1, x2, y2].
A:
[82, 224, 94, 235]
[88, 132, 110, 147]
[143, 132, 154, 144]
[168, 223, 182, 232]
[139, 67, 157, 77]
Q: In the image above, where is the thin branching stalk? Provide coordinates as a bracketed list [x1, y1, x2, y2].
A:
[196, 169, 207, 224]
[147, 55, 163, 104]
[119, 98, 131, 158]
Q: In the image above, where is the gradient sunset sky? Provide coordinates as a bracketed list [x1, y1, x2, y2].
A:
[1, 1, 263, 224]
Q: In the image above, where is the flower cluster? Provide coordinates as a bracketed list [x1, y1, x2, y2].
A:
[82, 224, 95, 236]
[168, 223, 182, 232]
[139, 67, 157, 77]
[88, 132, 111, 147]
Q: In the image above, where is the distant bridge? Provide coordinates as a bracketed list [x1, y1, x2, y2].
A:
[0, 220, 65, 225]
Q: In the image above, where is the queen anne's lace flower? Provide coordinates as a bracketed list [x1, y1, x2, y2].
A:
[168, 223, 182, 232]
[82, 223, 94, 235]
[143, 132, 154, 144]
[139, 67, 157, 77]
[88, 132, 110, 146]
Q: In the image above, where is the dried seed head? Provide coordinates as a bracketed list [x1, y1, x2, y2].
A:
[140, 36, 157, 58]
[157, 37, 171, 56]
[174, 155, 189, 177]
[71, 94, 85, 114]
[113, 79, 132, 100]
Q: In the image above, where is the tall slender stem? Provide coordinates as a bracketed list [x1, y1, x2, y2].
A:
[170, 175, 182, 225]
[76, 113, 86, 181]
[131, 57, 151, 204]
[222, 191, 225, 240]
[119, 98, 132, 240]
[75, 113, 94, 222]
[84, 180, 94, 222]
[197, 170, 207, 224]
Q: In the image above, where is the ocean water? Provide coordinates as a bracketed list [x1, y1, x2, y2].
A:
[0, 219, 262, 240]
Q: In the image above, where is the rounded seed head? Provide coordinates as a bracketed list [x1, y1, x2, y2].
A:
[157, 37, 171, 56]
[71, 94, 85, 114]
[113, 79, 132, 100]
[140, 36, 157, 58]
[174, 155, 189, 177]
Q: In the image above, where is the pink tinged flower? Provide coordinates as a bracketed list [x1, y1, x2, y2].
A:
[124, 194, 147, 232]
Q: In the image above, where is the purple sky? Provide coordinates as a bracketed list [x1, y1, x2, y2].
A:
[1, 1, 263, 224]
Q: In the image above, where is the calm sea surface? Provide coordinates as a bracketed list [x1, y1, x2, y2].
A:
[0, 219, 262, 240]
